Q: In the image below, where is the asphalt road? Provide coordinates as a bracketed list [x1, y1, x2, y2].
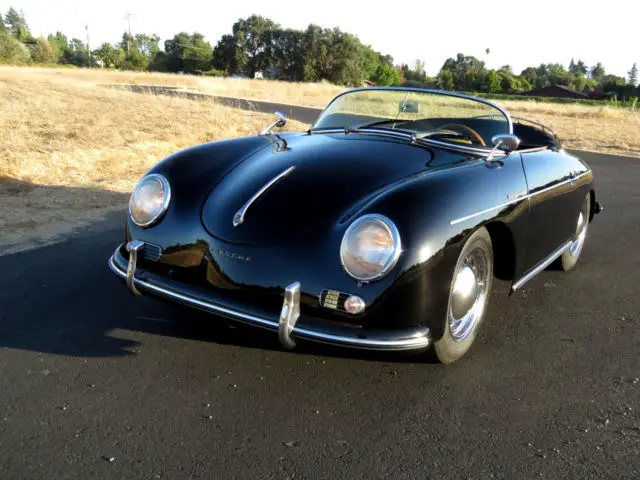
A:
[0, 151, 638, 480]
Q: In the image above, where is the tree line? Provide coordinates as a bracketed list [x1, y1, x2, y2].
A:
[1, 8, 638, 99]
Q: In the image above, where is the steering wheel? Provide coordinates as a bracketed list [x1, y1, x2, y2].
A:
[437, 123, 487, 147]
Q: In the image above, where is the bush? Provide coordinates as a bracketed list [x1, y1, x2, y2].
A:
[196, 68, 226, 77]
[0, 34, 31, 64]
[463, 91, 634, 108]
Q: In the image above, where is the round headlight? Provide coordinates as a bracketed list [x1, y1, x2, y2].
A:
[340, 214, 401, 282]
[129, 174, 171, 227]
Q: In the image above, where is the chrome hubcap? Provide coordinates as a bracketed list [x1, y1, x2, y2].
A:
[449, 247, 490, 341]
[569, 210, 587, 257]
[451, 266, 478, 319]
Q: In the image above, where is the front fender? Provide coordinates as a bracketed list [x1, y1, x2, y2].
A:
[347, 156, 529, 338]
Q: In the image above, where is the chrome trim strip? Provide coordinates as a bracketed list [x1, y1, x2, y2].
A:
[125, 240, 145, 296]
[311, 86, 514, 134]
[449, 170, 592, 226]
[278, 282, 301, 349]
[108, 248, 430, 351]
[511, 240, 572, 291]
[450, 197, 525, 226]
[233, 166, 295, 227]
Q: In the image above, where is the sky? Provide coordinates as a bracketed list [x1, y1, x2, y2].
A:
[9, 0, 639, 78]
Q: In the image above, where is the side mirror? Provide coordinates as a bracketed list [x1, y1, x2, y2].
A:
[491, 133, 521, 153]
[260, 111, 287, 135]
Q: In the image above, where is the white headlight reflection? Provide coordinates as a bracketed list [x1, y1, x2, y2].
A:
[340, 214, 401, 282]
[129, 174, 171, 227]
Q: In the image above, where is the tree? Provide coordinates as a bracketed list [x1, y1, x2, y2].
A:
[4, 7, 30, 41]
[93, 43, 121, 68]
[437, 69, 454, 91]
[371, 62, 400, 86]
[231, 15, 280, 76]
[402, 59, 428, 83]
[485, 70, 501, 92]
[47, 32, 68, 61]
[590, 62, 605, 80]
[441, 53, 486, 90]
[164, 32, 212, 73]
[212, 34, 246, 74]
[0, 34, 31, 64]
[628, 63, 638, 86]
[134, 33, 160, 56]
[60, 38, 96, 67]
[32, 37, 54, 63]
[546, 63, 571, 85]
[520, 67, 537, 89]
[269, 28, 307, 80]
[568, 58, 588, 75]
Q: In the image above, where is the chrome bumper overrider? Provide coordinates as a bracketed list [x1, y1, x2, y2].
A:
[108, 242, 430, 352]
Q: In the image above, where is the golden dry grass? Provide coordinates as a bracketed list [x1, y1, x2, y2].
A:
[1, 65, 638, 253]
[3, 66, 639, 156]
[0, 67, 307, 254]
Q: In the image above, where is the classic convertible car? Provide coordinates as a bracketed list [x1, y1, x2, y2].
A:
[108, 87, 602, 363]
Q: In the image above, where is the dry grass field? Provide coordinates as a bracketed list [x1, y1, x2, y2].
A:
[1, 65, 638, 253]
[3, 66, 638, 155]
[0, 67, 308, 253]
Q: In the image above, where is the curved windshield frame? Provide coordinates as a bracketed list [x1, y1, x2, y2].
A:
[311, 87, 512, 151]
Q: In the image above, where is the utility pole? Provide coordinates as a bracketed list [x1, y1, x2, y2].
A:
[85, 25, 90, 57]
[124, 12, 134, 54]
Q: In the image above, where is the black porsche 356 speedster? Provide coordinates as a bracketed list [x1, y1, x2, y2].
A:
[108, 86, 602, 363]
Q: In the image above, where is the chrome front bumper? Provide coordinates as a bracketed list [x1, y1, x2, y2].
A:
[108, 242, 431, 352]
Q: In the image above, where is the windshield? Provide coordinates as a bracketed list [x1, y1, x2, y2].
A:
[312, 88, 512, 149]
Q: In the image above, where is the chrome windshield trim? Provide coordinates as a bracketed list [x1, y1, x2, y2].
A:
[108, 248, 430, 351]
[233, 166, 295, 227]
[449, 171, 592, 226]
[511, 240, 572, 291]
[312, 86, 514, 134]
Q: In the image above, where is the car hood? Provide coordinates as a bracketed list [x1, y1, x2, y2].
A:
[201, 132, 453, 246]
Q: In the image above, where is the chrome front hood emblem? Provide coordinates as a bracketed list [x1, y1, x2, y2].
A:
[233, 166, 295, 227]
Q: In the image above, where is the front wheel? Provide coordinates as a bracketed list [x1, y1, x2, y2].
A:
[434, 227, 493, 364]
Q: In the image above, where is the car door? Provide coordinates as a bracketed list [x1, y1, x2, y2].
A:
[520, 149, 589, 272]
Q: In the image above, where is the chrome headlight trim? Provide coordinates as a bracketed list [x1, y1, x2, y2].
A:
[340, 214, 402, 282]
[129, 173, 171, 228]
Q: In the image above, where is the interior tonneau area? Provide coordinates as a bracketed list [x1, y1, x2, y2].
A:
[512, 118, 561, 151]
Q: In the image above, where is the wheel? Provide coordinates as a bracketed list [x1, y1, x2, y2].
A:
[434, 227, 493, 364]
[559, 192, 590, 271]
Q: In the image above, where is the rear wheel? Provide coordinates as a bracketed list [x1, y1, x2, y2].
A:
[434, 227, 493, 364]
[559, 193, 590, 271]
